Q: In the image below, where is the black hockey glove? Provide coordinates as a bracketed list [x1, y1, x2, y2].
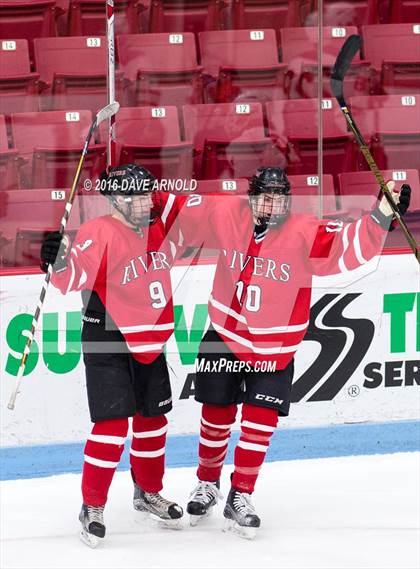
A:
[370, 182, 411, 231]
[40, 231, 68, 273]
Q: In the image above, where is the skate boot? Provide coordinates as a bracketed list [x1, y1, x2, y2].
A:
[187, 480, 223, 526]
[133, 476, 183, 529]
[79, 504, 105, 548]
[223, 487, 261, 540]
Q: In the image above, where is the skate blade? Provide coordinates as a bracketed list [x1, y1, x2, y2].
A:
[79, 528, 103, 548]
[189, 508, 213, 527]
[134, 509, 183, 530]
[223, 518, 257, 540]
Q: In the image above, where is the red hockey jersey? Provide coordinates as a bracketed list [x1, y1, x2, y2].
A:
[51, 215, 176, 364]
[169, 194, 388, 370]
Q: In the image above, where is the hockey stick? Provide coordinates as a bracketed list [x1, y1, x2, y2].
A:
[330, 35, 419, 263]
[106, 0, 117, 167]
[7, 102, 120, 411]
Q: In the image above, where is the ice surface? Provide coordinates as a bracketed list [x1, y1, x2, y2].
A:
[1, 453, 419, 569]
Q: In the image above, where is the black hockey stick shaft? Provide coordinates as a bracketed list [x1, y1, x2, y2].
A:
[7, 102, 119, 411]
[331, 35, 419, 263]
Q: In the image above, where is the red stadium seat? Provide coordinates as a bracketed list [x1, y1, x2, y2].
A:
[305, 0, 378, 28]
[67, 0, 144, 35]
[266, 98, 355, 181]
[34, 36, 125, 114]
[0, 39, 40, 117]
[182, 102, 276, 179]
[0, 1, 59, 61]
[349, 94, 420, 172]
[338, 168, 420, 214]
[199, 29, 288, 104]
[149, 0, 227, 34]
[10, 110, 106, 189]
[0, 114, 19, 191]
[0, 188, 81, 267]
[287, 174, 337, 215]
[337, 168, 420, 250]
[232, 0, 304, 32]
[116, 33, 203, 107]
[389, 0, 420, 24]
[98, 106, 193, 180]
[280, 26, 371, 98]
[194, 178, 249, 194]
[362, 24, 420, 94]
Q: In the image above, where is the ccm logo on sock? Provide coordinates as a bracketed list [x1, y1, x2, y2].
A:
[255, 394, 283, 405]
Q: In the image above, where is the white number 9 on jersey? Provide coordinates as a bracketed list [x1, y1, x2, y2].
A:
[149, 281, 167, 308]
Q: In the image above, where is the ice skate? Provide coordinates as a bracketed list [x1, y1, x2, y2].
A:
[187, 480, 223, 526]
[133, 477, 183, 529]
[223, 487, 261, 540]
[79, 504, 105, 548]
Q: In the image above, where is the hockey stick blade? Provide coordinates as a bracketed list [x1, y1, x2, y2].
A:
[96, 101, 119, 125]
[331, 35, 362, 106]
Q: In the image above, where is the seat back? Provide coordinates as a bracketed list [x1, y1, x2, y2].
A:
[233, 0, 303, 30]
[34, 36, 107, 85]
[305, 0, 378, 28]
[199, 29, 280, 78]
[68, 0, 142, 35]
[99, 105, 183, 148]
[117, 32, 198, 81]
[362, 24, 420, 69]
[390, 0, 420, 24]
[338, 168, 420, 214]
[267, 98, 349, 146]
[183, 102, 271, 178]
[349, 94, 420, 138]
[10, 110, 99, 187]
[11, 109, 93, 160]
[280, 26, 360, 69]
[98, 106, 192, 180]
[149, 0, 225, 34]
[0, 188, 81, 267]
[267, 98, 353, 178]
[183, 102, 266, 150]
[288, 174, 337, 215]
[0, 39, 31, 76]
[0, 1, 57, 56]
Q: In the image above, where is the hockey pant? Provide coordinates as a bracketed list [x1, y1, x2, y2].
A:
[82, 413, 168, 506]
[197, 403, 278, 493]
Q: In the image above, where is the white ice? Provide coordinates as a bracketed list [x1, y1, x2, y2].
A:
[1, 453, 419, 569]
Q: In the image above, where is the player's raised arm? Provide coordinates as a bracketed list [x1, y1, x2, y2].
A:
[156, 189, 228, 250]
[306, 181, 411, 277]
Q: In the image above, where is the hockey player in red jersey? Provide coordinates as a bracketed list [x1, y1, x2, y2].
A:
[40, 164, 183, 547]
[184, 167, 411, 539]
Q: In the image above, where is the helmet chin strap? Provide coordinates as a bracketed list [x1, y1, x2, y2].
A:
[255, 214, 285, 229]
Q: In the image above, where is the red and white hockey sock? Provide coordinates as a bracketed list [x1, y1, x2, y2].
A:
[82, 418, 128, 506]
[196, 403, 237, 483]
[130, 413, 168, 494]
[232, 403, 278, 493]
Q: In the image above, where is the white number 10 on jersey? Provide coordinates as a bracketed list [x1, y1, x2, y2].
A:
[235, 281, 261, 312]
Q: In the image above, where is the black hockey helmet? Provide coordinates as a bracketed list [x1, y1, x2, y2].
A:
[99, 163, 158, 228]
[248, 167, 291, 228]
